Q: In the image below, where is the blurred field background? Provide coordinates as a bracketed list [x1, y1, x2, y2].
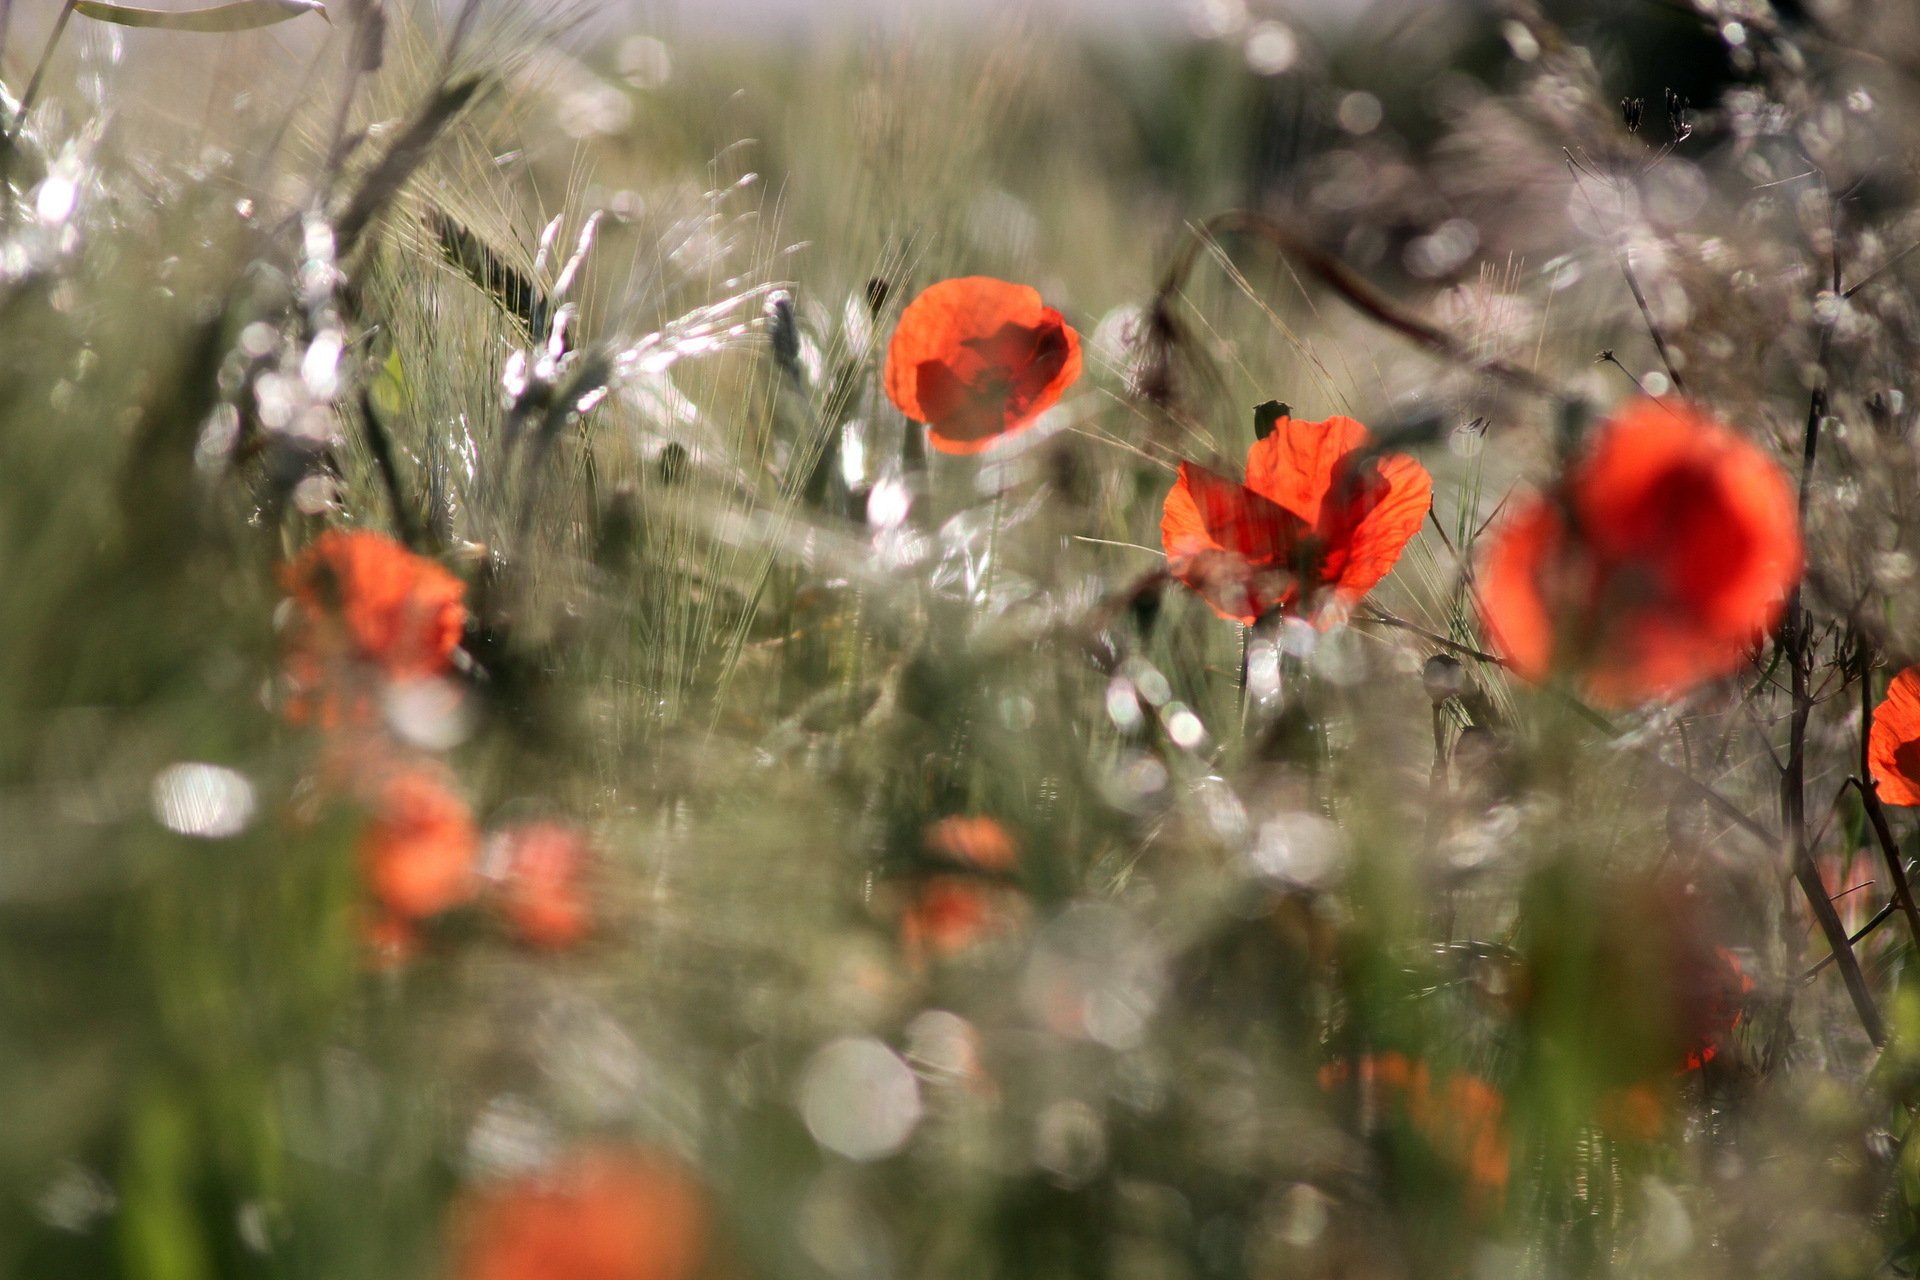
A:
[7, 0, 1920, 1277]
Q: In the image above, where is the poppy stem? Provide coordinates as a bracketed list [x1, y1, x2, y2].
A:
[10, 0, 75, 138]
[1776, 233, 1880, 1042]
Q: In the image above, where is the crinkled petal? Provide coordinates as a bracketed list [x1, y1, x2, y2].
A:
[1871, 666, 1920, 807]
[883, 277, 1081, 454]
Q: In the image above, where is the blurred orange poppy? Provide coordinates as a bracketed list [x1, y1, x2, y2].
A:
[282, 530, 467, 724]
[359, 765, 479, 920]
[1318, 1052, 1508, 1203]
[451, 1146, 709, 1280]
[1597, 1082, 1669, 1144]
[883, 276, 1082, 454]
[1869, 666, 1920, 806]
[924, 815, 1019, 872]
[495, 822, 593, 949]
[1477, 398, 1799, 707]
[898, 877, 1020, 966]
[1161, 412, 1431, 625]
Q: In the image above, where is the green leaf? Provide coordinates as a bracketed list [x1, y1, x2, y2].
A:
[72, 0, 327, 32]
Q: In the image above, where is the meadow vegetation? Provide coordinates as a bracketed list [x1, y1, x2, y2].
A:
[8, 1, 1920, 1277]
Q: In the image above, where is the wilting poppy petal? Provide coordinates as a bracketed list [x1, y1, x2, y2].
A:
[1870, 666, 1920, 807]
[451, 1146, 709, 1280]
[883, 277, 1082, 454]
[359, 766, 479, 920]
[1477, 399, 1799, 707]
[495, 822, 593, 949]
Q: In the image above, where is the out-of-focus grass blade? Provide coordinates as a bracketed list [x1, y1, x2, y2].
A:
[73, 0, 328, 30]
[334, 76, 483, 255]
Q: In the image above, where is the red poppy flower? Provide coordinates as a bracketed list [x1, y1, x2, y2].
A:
[924, 815, 1018, 872]
[281, 530, 467, 725]
[1677, 945, 1754, 1073]
[451, 1146, 709, 1280]
[883, 277, 1082, 454]
[1160, 412, 1431, 624]
[1476, 398, 1799, 707]
[358, 765, 479, 920]
[495, 822, 593, 949]
[1869, 666, 1920, 806]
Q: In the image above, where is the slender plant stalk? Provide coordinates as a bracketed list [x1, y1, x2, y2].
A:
[1852, 648, 1920, 951]
[11, 0, 77, 134]
[1781, 236, 1885, 1044]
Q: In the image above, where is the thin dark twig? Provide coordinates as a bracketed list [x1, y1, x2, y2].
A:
[438, 0, 485, 75]
[1805, 896, 1905, 979]
[1548, 691, 1781, 848]
[1842, 238, 1920, 300]
[11, 0, 76, 134]
[1596, 349, 1651, 397]
[1156, 211, 1565, 404]
[357, 387, 422, 551]
[1778, 212, 1883, 1041]
[1353, 608, 1504, 666]
[1564, 154, 1686, 395]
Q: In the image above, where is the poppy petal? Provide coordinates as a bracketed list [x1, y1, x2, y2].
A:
[1161, 461, 1309, 623]
[1476, 398, 1799, 707]
[1475, 498, 1565, 686]
[1320, 453, 1433, 609]
[1243, 412, 1372, 526]
[883, 277, 1081, 455]
[1870, 666, 1920, 806]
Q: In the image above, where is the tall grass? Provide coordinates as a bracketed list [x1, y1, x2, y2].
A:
[5, 2, 1920, 1278]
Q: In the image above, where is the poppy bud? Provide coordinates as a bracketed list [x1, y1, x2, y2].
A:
[1253, 400, 1290, 441]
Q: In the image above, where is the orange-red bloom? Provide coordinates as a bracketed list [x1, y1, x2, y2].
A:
[451, 1146, 709, 1280]
[281, 530, 467, 724]
[1477, 398, 1799, 707]
[495, 822, 593, 949]
[1318, 1052, 1508, 1204]
[883, 277, 1081, 454]
[358, 765, 479, 920]
[924, 815, 1019, 872]
[898, 877, 1021, 966]
[1160, 413, 1431, 624]
[1870, 666, 1920, 806]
